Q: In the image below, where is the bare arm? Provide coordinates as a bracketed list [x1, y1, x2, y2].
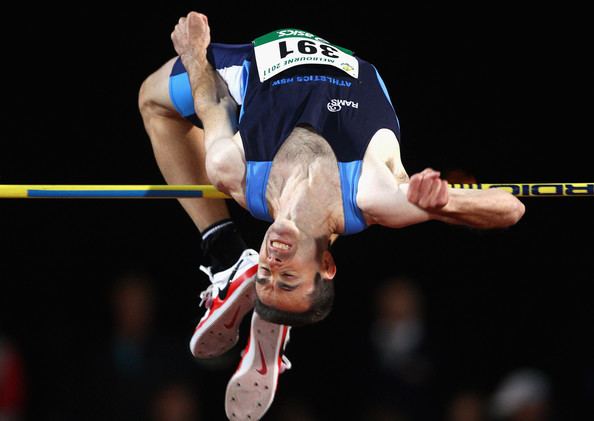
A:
[406, 168, 525, 228]
[361, 168, 525, 229]
[170, 12, 246, 202]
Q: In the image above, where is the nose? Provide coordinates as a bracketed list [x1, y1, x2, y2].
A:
[267, 254, 283, 267]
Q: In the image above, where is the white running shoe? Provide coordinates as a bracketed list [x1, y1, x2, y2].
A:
[225, 312, 292, 421]
[190, 249, 259, 359]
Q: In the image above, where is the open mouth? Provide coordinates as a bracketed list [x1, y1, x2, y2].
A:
[270, 240, 291, 250]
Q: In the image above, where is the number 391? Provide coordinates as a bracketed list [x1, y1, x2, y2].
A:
[278, 40, 340, 59]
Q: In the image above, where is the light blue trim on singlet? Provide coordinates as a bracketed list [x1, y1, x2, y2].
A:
[337, 161, 367, 235]
[239, 60, 251, 122]
[245, 159, 367, 234]
[169, 72, 195, 117]
[372, 65, 393, 107]
[246, 161, 274, 222]
[372, 65, 401, 135]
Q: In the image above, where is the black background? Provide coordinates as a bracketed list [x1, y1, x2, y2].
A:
[1, 3, 592, 420]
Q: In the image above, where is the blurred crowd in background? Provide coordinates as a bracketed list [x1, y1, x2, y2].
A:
[1, 270, 574, 420]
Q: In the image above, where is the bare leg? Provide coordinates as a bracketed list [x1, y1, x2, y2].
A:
[138, 57, 230, 231]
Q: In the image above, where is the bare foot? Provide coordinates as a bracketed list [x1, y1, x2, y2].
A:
[171, 12, 211, 67]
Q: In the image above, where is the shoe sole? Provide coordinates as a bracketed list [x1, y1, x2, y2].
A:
[190, 266, 257, 359]
[225, 313, 289, 421]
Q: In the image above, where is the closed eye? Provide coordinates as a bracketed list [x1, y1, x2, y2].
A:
[277, 282, 299, 291]
[255, 276, 270, 286]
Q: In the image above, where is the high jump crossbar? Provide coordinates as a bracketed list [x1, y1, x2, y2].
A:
[0, 183, 592, 199]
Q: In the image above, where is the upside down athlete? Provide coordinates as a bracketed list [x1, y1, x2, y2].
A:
[139, 12, 525, 420]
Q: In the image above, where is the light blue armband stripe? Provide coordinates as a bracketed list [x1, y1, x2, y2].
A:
[338, 161, 367, 235]
[246, 161, 273, 222]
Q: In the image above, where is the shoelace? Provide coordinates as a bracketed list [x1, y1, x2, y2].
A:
[198, 283, 217, 309]
[199, 265, 213, 279]
[198, 255, 245, 309]
[198, 265, 219, 309]
[280, 327, 292, 373]
[280, 355, 292, 373]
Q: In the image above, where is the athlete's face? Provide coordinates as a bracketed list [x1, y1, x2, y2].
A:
[256, 219, 336, 312]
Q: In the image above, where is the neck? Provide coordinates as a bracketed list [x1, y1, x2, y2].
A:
[268, 158, 343, 237]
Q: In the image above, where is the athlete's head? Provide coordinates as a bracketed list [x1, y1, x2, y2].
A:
[254, 218, 336, 326]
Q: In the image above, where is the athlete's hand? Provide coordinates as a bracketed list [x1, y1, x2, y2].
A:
[171, 12, 211, 62]
[407, 168, 449, 211]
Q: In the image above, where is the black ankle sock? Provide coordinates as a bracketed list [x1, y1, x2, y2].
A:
[201, 219, 248, 273]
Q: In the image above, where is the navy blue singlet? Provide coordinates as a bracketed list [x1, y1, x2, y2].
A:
[169, 40, 400, 235]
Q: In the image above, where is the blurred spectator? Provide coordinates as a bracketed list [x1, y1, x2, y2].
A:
[490, 368, 552, 421]
[363, 402, 409, 421]
[444, 168, 477, 184]
[151, 381, 200, 421]
[110, 271, 155, 377]
[266, 395, 319, 421]
[446, 390, 485, 421]
[368, 276, 433, 420]
[371, 277, 431, 382]
[0, 336, 25, 421]
[83, 271, 199, 420]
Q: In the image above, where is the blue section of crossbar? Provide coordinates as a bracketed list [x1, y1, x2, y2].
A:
[27, 190, 204, 198]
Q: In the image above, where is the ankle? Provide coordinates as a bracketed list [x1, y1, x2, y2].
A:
[201, 219, 248, 272]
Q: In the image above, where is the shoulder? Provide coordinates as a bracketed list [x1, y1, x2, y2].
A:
[356, 129, 410, 225]
[363, 128, 401, 162]
[359, 128, 408, 191]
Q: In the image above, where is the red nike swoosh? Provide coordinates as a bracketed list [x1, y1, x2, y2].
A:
[223, 306, 241, 329]
[256, 341, 268, 375]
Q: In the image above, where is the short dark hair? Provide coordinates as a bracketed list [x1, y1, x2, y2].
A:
[255, 273, 334, 327]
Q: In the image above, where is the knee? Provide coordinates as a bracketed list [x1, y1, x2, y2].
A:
[138, 66, 177, 122]
[138, 76, 161, 120]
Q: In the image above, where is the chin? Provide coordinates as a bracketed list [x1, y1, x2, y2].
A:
[269, 219, 300, 237]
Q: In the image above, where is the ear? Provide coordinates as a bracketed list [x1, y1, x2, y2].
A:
[321, 250, 337, 280]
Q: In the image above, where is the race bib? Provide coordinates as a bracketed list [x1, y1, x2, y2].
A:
[253, 28, 359, 82]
